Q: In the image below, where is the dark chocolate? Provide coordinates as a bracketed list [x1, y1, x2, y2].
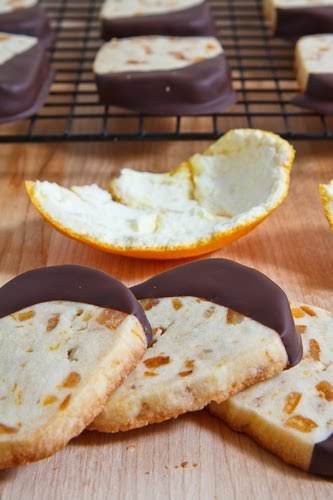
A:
[0, 40, 53, 124]
[131, 259, 302, 367]
[95, 53, 236, 115]
[293, 73, 333, 115]
[101, 1, 215, 40]
[275, 5, 333, 40]
[0, 5, 53, 47]
[0, 265, 152, 343]
[310, 435, 333, 477]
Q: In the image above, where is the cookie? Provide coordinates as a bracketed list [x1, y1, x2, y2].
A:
[90, 259, 302, 432]
[264, 0, 333, 39]
[100, 0, 215, 40]
[0, 33, 53, 123]
[94, 36, 235, 114]
[0, 265, 150, 469]
[293, 34, 333, 114]
[0, 1, 53, 47]
[210, 304, 333, 477]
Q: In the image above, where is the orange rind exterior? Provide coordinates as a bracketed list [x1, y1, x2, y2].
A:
[26, 129, 295, 260]
[319, 182, 333, 231]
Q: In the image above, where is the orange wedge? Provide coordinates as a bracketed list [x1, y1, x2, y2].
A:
[26, 129, 295, 260]
[319, 181, 333, 231]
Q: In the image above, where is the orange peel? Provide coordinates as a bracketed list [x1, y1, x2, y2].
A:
[26, 129, 295, 260]
[319, 181, 333, 231]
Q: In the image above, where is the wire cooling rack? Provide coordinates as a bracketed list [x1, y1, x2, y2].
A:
[0, 0, 332, 142]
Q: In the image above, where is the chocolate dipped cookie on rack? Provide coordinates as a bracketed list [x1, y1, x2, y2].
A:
[293, 34, 333, 114]
[0, 33, 53, 123]
[264, 0, 333, 39]
[0, 0, 53, 47]
[100, 0, 215, 39]
[94, 36, 236, 114]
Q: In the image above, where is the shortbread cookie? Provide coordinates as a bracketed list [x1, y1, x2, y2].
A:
[90, 259, 302, 432]
[0, 0, 37, 12]
[94, 36, 235, 114]
[0, 1, 52, 47]
[264, 0, 333, 39]
[210, 304, 333, 477]
[293, 34, 333, 114]
[0, 265, 150, 469]
[100, 0, 215, 40]
[0, 33, 53, 123]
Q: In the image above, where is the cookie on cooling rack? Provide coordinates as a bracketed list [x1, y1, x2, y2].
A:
[264, 0, 333, 39]
[100, 0, 215, 40]
[93, 35, 236, 114]
[0, 265, 150, 469]
[0, 0, 53, 47]
[90, 259, 302, 433]
[210, 303, 333, 478]
[293, 34, 333, 114]
[0, 32, 53, 123]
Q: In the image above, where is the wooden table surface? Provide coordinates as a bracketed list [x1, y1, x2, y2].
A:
[0, 138, 333, 500]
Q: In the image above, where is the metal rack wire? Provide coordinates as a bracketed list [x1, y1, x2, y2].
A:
[0, 0, 332, 142]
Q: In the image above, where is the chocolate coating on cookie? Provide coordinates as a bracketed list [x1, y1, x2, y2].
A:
[0, 5, 53, 47]
[95, 54, 236, 115]
[0, 265, 151, 343]
[310, 436, 333, 477]
[131, 259, 301, 366]
[293, 74, 333, 115]
[101, 2, 215, 40]
[0, 40, 53, 123]
[274, 6, 333, 39]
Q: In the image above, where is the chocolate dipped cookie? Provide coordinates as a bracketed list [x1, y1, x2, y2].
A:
[264, 0, 333, 39]
[0, 0, 53, 47]
[100, 0, 215, 40]
[94, 35, 236, 114]
[293, 34, 333, 114]
[90, 259, 302, 433]
[0, 265, 150, 469]
[0, 32, 53, 123]
[210, 304, 333, 477]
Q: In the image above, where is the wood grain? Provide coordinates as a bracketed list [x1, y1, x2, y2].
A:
[0, 139, 333, 500]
